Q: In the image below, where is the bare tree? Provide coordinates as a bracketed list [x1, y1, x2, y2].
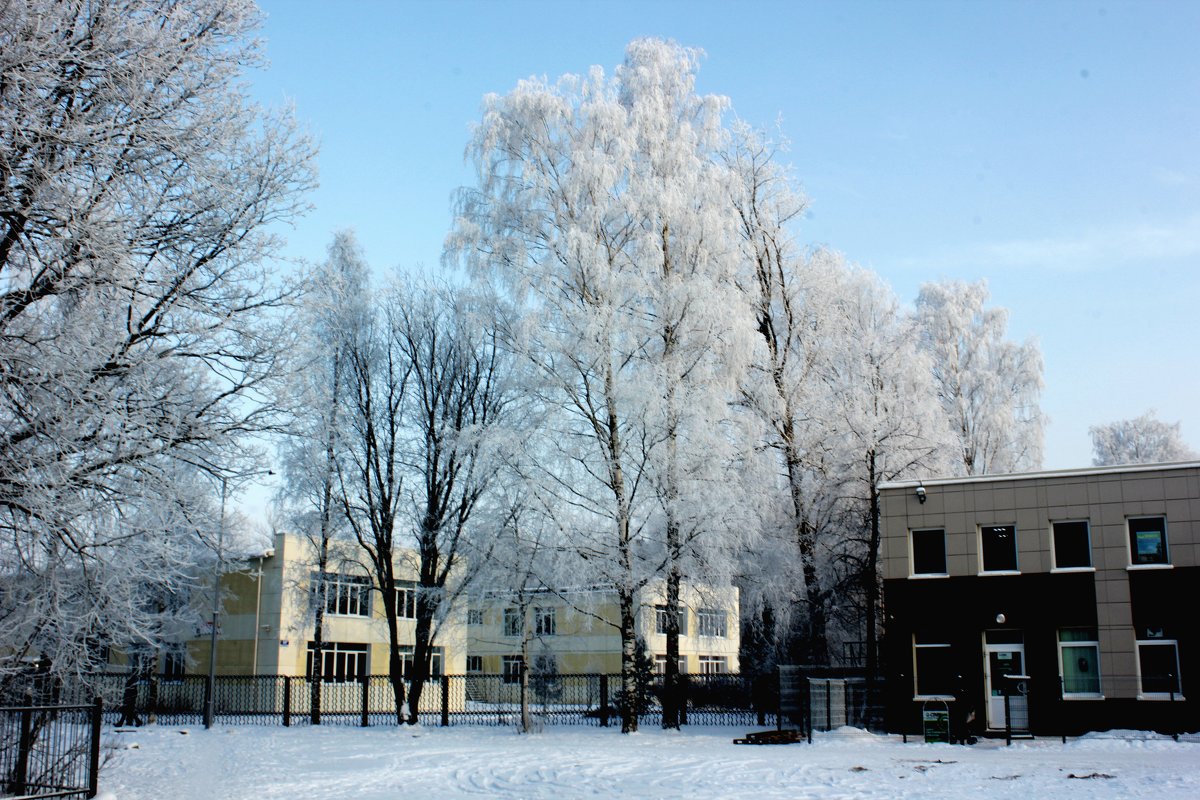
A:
[1090, 411, 1197, 466]
[0, 0, 314, 686]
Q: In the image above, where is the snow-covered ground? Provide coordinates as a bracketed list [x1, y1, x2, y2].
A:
[100, 724, 1200, 799]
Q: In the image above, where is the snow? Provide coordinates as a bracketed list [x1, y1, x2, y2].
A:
[99, 724, 1200, 799]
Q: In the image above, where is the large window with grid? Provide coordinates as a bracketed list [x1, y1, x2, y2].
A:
[306, 642, 368, 683]
[698, 655, 727, 674]
[697, 609, 727, 638]
[315, 572, 371, 617]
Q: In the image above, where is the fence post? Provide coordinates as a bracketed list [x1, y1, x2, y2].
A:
[441, 677, 450, 727]
[15, 691, 33, 796]
[283, 678, 291, 727]
[826, 680, 832, 732]
[1004, 692, 1012, 746]
[88, 696, 103, 798]
[360, 675, 370, 728]
[679, 678, 687, 726]
[599, 675, 609, 728]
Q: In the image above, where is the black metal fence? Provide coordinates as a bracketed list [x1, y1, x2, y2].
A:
[80, 672, 778, 729]
[0, 697, 103, 799]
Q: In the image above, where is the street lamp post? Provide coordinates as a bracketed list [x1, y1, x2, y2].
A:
[203, 477, 228, 730]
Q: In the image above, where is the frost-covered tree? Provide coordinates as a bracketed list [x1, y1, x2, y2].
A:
[449, 39, 760, 731]
[275, 231, 368, 722]
[1090, 411, 1197, 466]
[817, 268, 954, 675]
[914, 280, 1044, 476]
[0, 0, 314, 687]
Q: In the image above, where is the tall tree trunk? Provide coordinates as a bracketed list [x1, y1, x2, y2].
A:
[662, 561, 682, 728]
[310, 349, 343, 724]
[865, 448, 881, 683]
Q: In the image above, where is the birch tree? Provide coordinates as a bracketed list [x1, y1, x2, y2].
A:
[0, 0, 314, 687]
[1090, 411, 1197, 466]
[449, 39, 758, 731]
[914, 280, 1044, 476]
[275, 231, 368, 722]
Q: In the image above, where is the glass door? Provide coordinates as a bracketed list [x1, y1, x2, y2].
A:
[983, 634, 1027, 731]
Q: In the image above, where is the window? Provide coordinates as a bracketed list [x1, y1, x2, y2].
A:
[1137, 635, 1182, 698]
[980, 525, 1018, 572]
[1058, 628, 1101, 697]
[913, 635, 954, 698]
[503, 607, 522, 637]
[395, 581, 417, 619]
[466, 655, 483, 673]
[697, 609, 727, 638]
[534, 606, 556, 636]
[1052, 521, 1092, 569]
[1129, 517, 1169, 566]
[306, 642, 368, 683]
[655, 655, 687, 674]
[162, 647, 186, 681]
[910, 529, 947, 576]
[315, 572, 370, 617]
[502, 655, 524, 684]
[467, 608, 484, 626]
[398, 646, 443, 680]
[655, 605, 687, 636]
[698, 655, 727, 674]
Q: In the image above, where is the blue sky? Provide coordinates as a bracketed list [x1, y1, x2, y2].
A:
[250, 0, 1200, 471]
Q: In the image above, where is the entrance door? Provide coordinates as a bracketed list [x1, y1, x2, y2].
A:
[983, 636, 1028, 731]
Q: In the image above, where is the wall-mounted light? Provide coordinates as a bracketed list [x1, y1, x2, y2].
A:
[995, 613, 1006, 624]
[915, 485, 927, 504]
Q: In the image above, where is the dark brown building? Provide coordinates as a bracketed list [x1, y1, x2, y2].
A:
[879, 462, 1198, 737]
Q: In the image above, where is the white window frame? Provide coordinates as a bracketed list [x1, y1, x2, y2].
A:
[912, 640, 955, 700]
[1050, 520, 1094, 572]
[697, 609, 727, 638]
[655, 654, 687, 675]
[1127, 516, 1171, 569]
[306, 642, 368, 683]
[534, 606, 556, 636]
[909, 528, 948, 578]
[978, 524, 1019, 575]
[502, 607, 521, 637]
[1057, 628, 1103, 699]
[655, 605, 688, 636]
[1136, 639, 1184, 700]
[698, 655, 727, 674]
[466, 655, 483, 673]
[467, 608, 484, 626]
[502, 655, 524, 684]
[398, 645, 444, 681]
[315, 572, 371, 617]
[394, 581, 417, 619]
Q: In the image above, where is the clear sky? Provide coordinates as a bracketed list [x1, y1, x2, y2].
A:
[249, 0, 1200, 473]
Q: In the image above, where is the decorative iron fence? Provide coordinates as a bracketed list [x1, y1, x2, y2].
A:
[81, 672, 777, 729]
[0, 697, 103, 799]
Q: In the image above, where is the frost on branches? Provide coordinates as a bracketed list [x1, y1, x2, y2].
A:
[915, 280, 1044, 476]
[0, 0, 314, 689]
[1090, 411, 1198, 466]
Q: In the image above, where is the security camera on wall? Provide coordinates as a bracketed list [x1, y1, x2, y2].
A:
[915, 486, 927, 504]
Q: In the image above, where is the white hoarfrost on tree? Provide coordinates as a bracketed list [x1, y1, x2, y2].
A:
[448, 39, 763, 731]
[914, 280, 1044, 476]
[275, 230, 369, 722]
[0, 0, 314, 688]
[1090, 411, 1198, 466]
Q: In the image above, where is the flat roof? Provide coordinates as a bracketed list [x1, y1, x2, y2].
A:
[879, 460, 1200, 491]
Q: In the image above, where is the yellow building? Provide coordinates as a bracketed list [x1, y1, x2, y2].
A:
[182, 532, 467, 680]
[465, 582, 740, 679]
